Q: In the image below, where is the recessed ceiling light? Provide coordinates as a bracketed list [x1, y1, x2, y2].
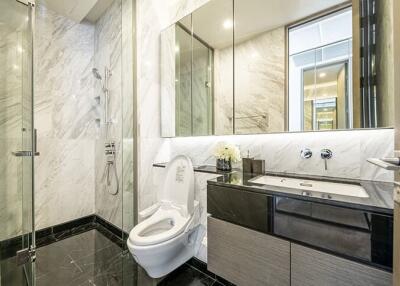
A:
[251, 52, 259, 59]
[319, 72, 327, 78]
[223, 19, 233, 29]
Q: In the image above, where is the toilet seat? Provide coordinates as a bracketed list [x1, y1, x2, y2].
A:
[127, 156, 200, 278]
[130, 207, 190, 246]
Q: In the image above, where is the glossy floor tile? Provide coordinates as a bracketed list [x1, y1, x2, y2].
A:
[35, 229, 134, 286]
[1, 228, 233, 286]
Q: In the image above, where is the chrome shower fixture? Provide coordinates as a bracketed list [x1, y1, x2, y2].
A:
[92, 66, 112, 126]
[105, 141, 119, 196]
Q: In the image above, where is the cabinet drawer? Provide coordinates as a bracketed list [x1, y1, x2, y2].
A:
[291, 244, 392, 286]
[207, 217, 290, 286]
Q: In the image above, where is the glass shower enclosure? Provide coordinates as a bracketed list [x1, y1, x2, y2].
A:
[0, 0, 36, 285]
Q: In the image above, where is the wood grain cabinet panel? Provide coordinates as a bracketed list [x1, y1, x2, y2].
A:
[291, 244, 392, 286]
[207, 217, 290, 286]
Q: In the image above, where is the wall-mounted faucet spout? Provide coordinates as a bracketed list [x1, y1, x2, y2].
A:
[321, 149, 333, 170]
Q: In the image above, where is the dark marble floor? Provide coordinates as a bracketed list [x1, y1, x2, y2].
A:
[1, 229, 232, 286]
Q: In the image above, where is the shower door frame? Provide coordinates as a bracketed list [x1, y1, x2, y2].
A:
[11, 0, 37, 285]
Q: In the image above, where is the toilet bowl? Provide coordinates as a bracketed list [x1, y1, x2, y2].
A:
[127, 155, 200, 278]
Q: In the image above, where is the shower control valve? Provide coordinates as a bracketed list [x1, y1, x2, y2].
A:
[105, 141, 116, 155]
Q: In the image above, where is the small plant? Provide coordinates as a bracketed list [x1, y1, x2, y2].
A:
[214, 143, 241, 163]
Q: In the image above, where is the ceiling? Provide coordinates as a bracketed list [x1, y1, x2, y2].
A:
[190, 0, 348, 49]
[37, 0, 114, 23]
[304, 63, 346, 86]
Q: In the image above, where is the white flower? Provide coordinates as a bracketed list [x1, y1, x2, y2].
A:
[214, 142, 241, 163]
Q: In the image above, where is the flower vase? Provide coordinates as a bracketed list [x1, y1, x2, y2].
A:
[216, 158, 232, 171]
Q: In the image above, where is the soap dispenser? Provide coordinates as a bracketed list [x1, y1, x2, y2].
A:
[242, 150, 254, 173]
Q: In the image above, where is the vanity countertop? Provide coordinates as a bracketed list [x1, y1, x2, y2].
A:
[153, 162, 239, 175]
[153, 162, 394, 214]
[207, 171, 394, 214]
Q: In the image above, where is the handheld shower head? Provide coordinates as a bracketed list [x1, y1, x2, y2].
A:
[92, 68, 102, 80]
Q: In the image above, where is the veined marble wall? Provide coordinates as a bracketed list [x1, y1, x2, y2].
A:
[235, 27, 285, 134]
[137, 0, 395, 262]
[1, 1, 134, 241]
[121, 0, 136, 233]
[0, 14, 26, 240]
[94, 0, 124, 229]
[214, 27, 285, 134]
[34, 6, 96, 231]
[94, 0, 135, 233]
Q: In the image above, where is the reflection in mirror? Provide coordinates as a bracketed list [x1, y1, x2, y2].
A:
[175, 16, 192, 136]
[161, 0, 233, 137]
[233, 0, 287, 134]
[161, 15, 192, 137]
[161, 0, 394, 137]
[288, 8, 353, 131]
[192, 0, 234, 136]
[234, 0, 354, 134]
[191, 0, 234, 136]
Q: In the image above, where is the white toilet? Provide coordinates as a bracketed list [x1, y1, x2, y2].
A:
[127, 155, 200, 278]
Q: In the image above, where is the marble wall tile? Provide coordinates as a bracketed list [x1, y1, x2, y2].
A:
[0, 139, 23, 240]
[35, 5, 97, 140]
[121, 0, 136, 233]
[1, 1, 136, 240]
[360, 129, 394, 182]
[214, 47, 234, 135]
[94, 0, 132, 230]
[166, 130, 393, 181]
[33, 6, 97, 233]
[160, 25, 176, 137]
[234, 27, 285, 134]
[35, 138, 95, 230]
[1, 5, 99, 240]
[0, 11, 34, 240]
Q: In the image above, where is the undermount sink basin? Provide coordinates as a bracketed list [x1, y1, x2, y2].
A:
[249, 175, 369, 198]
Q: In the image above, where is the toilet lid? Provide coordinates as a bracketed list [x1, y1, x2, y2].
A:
[159, 155, 194, 217]
[129, 208, 190, 246]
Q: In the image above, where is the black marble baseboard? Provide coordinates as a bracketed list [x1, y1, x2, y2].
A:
[0, 215, 128, 260]
[185, 258, 236, 286]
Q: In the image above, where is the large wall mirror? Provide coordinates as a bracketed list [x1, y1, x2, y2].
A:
[161, 0, 394, 137]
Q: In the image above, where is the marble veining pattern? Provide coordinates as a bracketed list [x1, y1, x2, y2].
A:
[0, 19, 25, 240]
[94, 0, 126, 230]
[234, 27, 285, 134]
[34, 5, 96, 234]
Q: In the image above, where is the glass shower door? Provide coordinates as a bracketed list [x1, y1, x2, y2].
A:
[0, 0, 35, 285]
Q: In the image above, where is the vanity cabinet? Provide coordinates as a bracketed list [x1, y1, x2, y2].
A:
[208, 216, 392, 286]
[291, 244, 392, 286]
[207, 217, 290, 286]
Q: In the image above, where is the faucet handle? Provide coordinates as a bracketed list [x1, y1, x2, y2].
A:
[321, 149, 333, 170]
[300, 148, 313, 159]
[321, 149, 333, 159]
